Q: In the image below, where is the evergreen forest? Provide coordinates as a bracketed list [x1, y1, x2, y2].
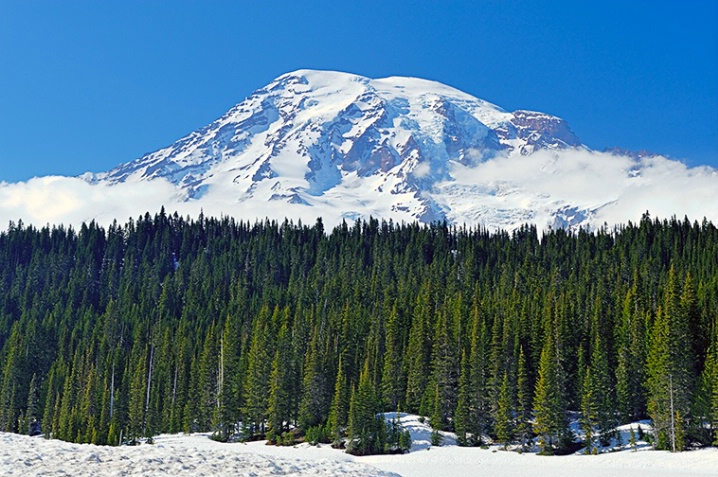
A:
[0, 210, 717, 454]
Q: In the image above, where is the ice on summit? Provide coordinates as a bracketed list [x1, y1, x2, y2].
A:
[30, 69, 717, 231]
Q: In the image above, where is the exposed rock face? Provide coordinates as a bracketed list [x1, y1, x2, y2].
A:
[509, 110, 582, 154]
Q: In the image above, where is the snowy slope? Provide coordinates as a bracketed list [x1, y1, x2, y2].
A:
[2, 69, 716, 230]
[81, 69, 600, 229]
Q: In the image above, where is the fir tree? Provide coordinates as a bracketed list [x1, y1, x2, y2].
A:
[346, 361, 382, 456]
[533, 308, 569, 454]
[495, 372, 515, 449]
[646, 267, 694, 451]
[25, 373, 40, 436]
[242, 308, 272, 438]
[328, 354, 350, 446]
[267, 321, 293, 443]
[580, 367, 598, 453]
[515, 347, 532, 450]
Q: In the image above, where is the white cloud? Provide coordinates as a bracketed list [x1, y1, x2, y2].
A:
[412, 161, 431, 179]
[0, 176, 179, 228]
[443, 148, 718, 229]
[0, 149, 716, 231]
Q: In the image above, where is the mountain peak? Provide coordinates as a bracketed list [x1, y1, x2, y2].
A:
[84, 70, 607, 229]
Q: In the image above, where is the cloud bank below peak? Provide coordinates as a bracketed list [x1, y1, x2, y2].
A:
[0, 148, 716, 232]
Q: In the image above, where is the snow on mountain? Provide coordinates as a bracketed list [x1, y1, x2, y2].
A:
[82, 69, 601, 229]
[3, 69, 715, 231]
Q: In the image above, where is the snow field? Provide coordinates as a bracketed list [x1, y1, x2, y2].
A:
[2, 414, 717, 477]
[0, 432, 396, 477]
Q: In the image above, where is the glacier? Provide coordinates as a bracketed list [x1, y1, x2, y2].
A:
[7, 69, 718, 231]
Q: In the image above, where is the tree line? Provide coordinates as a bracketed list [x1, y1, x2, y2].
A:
[0, 210, 716, 454]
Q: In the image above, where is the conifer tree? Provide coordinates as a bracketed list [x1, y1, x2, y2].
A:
[328, 354, 350, 446]
[615, 284, 647, 422]
[646, 267, 694, 451]
[454, 350, 471, 446]
[242, 307, 272, 438]
[198, 324, 220, 433]
[705, 317, 718, 446]
[25, 373, 40, 435]
[533, 307, 569, 454]
[127, 349, 147, 442]
[347, 360, 382, 456]
[429, 308, 459, 430]
[0, 211, 717, 452]
[0, 323, 23, 432]
[405, 283, 432, 412]
[298, 312, 333, 431]
[218, 311, 243, 438]
[267, 322, 293, 443]
[515, 346, 532, 450]
[589, 332, 615, 445]
[495, 371, 514, 448]
[580, 366, 598, 453]
[381, 306, 405, 411]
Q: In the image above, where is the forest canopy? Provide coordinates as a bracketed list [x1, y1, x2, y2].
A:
[0, 211, 716, 453]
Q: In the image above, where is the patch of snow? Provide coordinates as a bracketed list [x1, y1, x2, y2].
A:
[2, 426, 717, 477]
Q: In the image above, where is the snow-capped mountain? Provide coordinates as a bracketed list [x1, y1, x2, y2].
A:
[75, 69, 716, 230]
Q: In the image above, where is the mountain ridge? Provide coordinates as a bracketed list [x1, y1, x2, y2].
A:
[73, 69, 716, 231]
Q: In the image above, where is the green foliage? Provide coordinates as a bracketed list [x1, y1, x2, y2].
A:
[346, 362, 382, 455]
[495, 372, 514, 448]
[0, 213, 715, 453]
[304, 424, 330, 445]
[646, 267, 694, 451]
[580, 367, 598, 452]
[533, 307, 569, 453]
[629, 426, 637, 451]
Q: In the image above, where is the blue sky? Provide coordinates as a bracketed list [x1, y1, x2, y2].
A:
[1, 0, 717, 182]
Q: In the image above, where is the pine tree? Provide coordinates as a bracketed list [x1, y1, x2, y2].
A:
[646, 267, 694, 451]
[405, 283, 432, 412]
[429, 308, 459, 430]
[615, 284, 647, 422]
[533, 307, 569, 454]
[495, 371, 515, 449]
[580, 367, 598, 453]
[0, 323, 23, 432]
[589, 332, 615, 445]
[706, 316, 718, 446]
[454, 350, 471, 446]
[691, 315, 717, 446]
[381, 306, 405, 411]
[25, 373, 40, 436]
[298, 312, 332, 431]
[242, 308, 272, 438]
[198, 323, 220, 434]
[0, 212, 717, 451]
[346, 361, 382, 456]
[515, 346, 532, 450]
[328, 354, 350, 446]
[127, 349, 147, 442]
[219, 310, 244, 439]
[267, 321, 293, 443]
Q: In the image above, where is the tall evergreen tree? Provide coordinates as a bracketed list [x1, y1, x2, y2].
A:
[495, 371, 515, 448]
[346, 360, 382, 456]
[267, 321, 293, 443]
[381, 306, 405, 411]
[515, 346, 532, 450]
[328, 354, 350, 446]
[533, 305, 569, 454]
[242, 307, 272, 438]
[646, 267, 694, 451]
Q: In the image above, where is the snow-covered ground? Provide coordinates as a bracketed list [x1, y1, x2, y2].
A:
[2, 415, 717, 477]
